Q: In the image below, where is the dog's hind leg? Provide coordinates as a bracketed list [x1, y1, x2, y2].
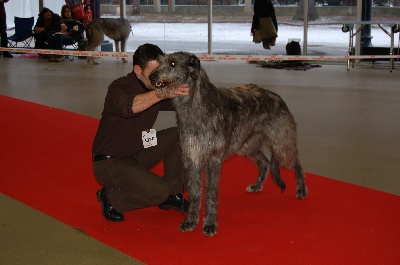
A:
[179, 162, 202, 233]
[293, 158, 307, 199]
[269, 155, 286, 193]
[203, 158, 222, 236]
[245, 150, 270, 193]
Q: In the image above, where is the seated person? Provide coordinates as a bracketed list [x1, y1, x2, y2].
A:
[34, 6, 84, 62]
[59, 5, 84, 46]
[47, 5, 84, 62]
[33, 7, 62, 56]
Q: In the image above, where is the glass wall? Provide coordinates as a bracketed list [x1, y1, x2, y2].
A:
[6, 0, 399, 56]
[99, 1, 399, 56]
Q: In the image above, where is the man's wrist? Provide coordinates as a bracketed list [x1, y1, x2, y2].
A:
[154, 89, 166, 99]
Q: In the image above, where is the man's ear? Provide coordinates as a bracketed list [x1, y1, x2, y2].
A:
[133, 65, 142, 77]
[189, 55, 200, 70]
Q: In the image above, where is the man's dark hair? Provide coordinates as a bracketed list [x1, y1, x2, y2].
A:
[133, 43, 164, 70]
[39, 7, 53, 17]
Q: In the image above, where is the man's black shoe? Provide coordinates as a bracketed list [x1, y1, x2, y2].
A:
[39, 54, 51, 59]
[3, 52, 13, 58]
[96, 188, 125, 222]
[158, 194, 189, 212]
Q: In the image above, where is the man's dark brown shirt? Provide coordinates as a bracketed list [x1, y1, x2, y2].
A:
[92, 72, 173, 157]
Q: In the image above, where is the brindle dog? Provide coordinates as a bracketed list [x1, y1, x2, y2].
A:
[85, 18, 131, 65]
[149, 52, 308, 236]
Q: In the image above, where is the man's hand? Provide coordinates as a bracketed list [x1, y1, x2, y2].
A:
[155, 84, 190, 99]
[166, 84, 190, 98]
[133, 84, 190, 114]
[34, 27, 45, 34]
[231, 84, 250, 90]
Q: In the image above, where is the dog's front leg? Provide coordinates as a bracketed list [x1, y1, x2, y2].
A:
[203, 159, 222, 236]
[120, 40, 128, 63]
[179, 162, 202, 233]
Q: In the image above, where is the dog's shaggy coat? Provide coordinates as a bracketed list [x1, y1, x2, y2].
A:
[85, 18, 131, 65]
[149, 52, 308, 236]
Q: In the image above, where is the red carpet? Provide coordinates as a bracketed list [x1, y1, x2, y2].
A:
[1, 95, 399, 264]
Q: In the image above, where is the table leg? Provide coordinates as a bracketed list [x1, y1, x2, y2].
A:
[342, 24, 352, 71]
[350, 28, 355, 70]
[390, 24, 399, 72]
[347, 28, 353, 71]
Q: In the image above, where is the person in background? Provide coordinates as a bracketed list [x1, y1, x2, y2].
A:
[92, 43, 190, 222]
[0, 0, 13, 58]
[33, 7, 62, 58]
[251, 0, 278, 50]
[60, 4, 84, 42]
[46, 5, 84, 62]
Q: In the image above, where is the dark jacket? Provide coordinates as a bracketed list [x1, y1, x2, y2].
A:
[34, 12, 62, 35]
[251, 0, 278, 32]
[62, 18, 84, 40]
[0, 0, 9, 20]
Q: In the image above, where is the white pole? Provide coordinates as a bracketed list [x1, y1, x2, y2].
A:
[120, 0, 126, 19]
[208, 0, 212, 54]
[356, 0, 362, 56]
[303, 0, 308, 55]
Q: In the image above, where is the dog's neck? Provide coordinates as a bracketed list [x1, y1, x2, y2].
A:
[191, 68, 216, 93]
[173, 68, 217, 109]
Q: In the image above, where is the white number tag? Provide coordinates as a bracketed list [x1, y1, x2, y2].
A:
[142, 129, 157, 148]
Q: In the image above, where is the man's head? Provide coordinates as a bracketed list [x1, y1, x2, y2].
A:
[133, 44, 164, 90]
[40, 7, 53, 21]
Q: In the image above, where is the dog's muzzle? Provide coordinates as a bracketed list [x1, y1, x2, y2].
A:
[150, 78, 172, 89]
[149, 71, 174, 89]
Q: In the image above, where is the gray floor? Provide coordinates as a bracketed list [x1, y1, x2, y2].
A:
[1, 55, 399, 264]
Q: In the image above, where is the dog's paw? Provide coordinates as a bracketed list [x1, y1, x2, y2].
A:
[296, 185, 308, 199]
[203, 224, 217, 237]
[246, 184, 263, 193]
[87, 58, 99, 65]
[179, 220, 197, 232]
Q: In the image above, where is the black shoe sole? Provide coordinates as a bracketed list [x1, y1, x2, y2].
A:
[96, 189, 103, 202]
[158, 203, 187, 212]
[96, 189, 125, 222]
[158, 204, 175, 210]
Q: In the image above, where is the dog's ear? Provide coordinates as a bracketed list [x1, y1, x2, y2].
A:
[156, 54, 165, 63]
[189, 55, 200, 70]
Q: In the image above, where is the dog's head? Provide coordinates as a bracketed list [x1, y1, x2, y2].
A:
[149, 52, 201, 90]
